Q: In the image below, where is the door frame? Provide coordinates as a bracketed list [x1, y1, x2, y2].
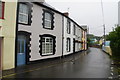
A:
[15, 31, 31, 67]
[0, 37, 3, 78]
[17, 35, 27, 66]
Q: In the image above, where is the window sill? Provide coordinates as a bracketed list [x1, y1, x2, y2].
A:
[18, 22, 31, 26]
[41, 53, 54, 56]
[67, 33, 70, 34]
[67, 51, 70, 52]
[43, 27, 53, 30]
[0, 18, 5, 20]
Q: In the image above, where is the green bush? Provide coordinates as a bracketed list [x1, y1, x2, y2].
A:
[107, 26, 120, 60]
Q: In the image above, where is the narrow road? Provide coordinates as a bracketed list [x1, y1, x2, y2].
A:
[5, 48, 111, 78]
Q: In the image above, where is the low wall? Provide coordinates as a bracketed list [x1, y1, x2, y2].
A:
[102, 46, 112, 56]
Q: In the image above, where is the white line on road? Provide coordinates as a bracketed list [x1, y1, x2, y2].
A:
[111, 73, 114, 76]
[108, 76, 113, 79]
[111, 67, 113, 70]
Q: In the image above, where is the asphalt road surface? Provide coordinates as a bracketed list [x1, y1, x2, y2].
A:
[5, 48, 111, 78]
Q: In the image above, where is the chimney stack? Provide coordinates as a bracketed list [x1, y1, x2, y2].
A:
[63, 12, 69, 16]
[19, 0, 45, 2]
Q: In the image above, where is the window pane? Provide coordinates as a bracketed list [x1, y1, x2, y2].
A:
[45, 12, 51, 20]
[17, 40, 20, 53]
[44, 12, 52, 28]
[42, 38, 45, 41]
[42, 37, 54, 55]
[42, 44, 45, 48]
[50, 38, 52, 42]
[66, 39, 68, 51]
[67, 20, 71, 34]
[19, 4, 28, 14]
[23, 4, 28, 14]
[42, 38, 45, 54]
[46, 44, 49, 49]
[73, 24, 76, 35]
[18, 14, 22, 22]
[50, 45, 53, 49]
[19, 4, 23, 13]
[21, 41, 25, 53]
[46, 38, 49, 42]
[23, 15, 28, 23]
[68, 39, 69, 51]
[45, 20, 51, 28]
[19, 3, 28, 24]
[42, 48, 45, 54]
[45, 12, 49, 19]
[46, 44, 49, 53]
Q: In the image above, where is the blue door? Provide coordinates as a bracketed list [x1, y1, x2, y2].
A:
[17, 36, 26, 66]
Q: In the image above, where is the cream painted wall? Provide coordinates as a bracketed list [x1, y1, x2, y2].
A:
[82, 30, 87, 50]
[0, 1, 17, 70]
[105, 46, 112, 56]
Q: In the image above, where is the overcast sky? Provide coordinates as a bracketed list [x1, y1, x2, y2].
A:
[45, 0, 119, 36]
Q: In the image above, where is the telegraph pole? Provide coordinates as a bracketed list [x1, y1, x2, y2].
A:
[101, 0, 106, 46]
[103, 24, 106, 46]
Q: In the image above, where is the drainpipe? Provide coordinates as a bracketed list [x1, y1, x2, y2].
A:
[15, 1, 19, 68]
[61, 16, 64, 57]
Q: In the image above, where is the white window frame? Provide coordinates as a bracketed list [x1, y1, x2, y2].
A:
[18, 3, 29, 24]
[42, 37, 53, 55]
[44, 12, 52, 29]
[67, 19, 71, 34]
[73, 24, 76, 35]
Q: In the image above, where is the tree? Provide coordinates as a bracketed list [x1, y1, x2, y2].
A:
[87, 37, 91, 47]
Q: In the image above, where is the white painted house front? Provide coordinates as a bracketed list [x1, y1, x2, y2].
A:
[63, 16, 84, 56]
[15, 0, 87, 67]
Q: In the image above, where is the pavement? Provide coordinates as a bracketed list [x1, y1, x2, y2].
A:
[2, 48, 113, 79]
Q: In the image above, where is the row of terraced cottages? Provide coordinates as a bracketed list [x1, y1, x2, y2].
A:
[0, 0, 87, 70]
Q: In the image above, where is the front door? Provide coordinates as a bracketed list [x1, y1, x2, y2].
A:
[17, 35, 26, 66]
[73, 38, 75, 53]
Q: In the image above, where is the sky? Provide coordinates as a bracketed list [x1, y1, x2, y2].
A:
[45, 0, 119, 36]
